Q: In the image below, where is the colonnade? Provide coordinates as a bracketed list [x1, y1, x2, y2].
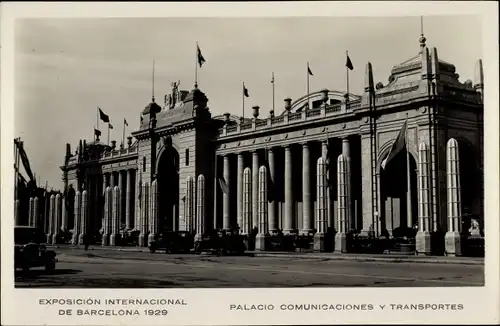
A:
[132, 174, 209, 247]
[220, 137, 353, 236]
[101, 169, 137, 232]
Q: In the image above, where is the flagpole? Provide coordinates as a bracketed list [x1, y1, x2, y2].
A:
[272, 72, 275, 112]
[242, 82, 245, 120]
[195, 42, 198, 87]
[107, 124, 110, 146]
[96, 108, 99, 141]
[405, 113, 412, 228]
[122, 119, 126, 149]
[346, 50, 350, 97]
[307, 62, 310, 110]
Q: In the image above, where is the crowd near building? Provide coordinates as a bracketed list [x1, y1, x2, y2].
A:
[20, 35, 485, 256]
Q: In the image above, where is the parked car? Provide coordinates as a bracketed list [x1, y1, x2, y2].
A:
[14, 226, 57, 272]
[149, 231, 195, 254]
[194, 229, 246, 255]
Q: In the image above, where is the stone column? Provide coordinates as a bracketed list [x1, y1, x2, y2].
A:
[33, 197, 39, 228]
[223, 155, 231, 230]
[186, 176, 195, 232]
[256, 165, 269, 250]
[47, 194, 55, 244]
[118, 170, 124, 226]
[445, 138, 463, 256]
[110, 186, 121, 246]
[243, 168, 252, 234]
[72, 191, 81, 245]
[135, 170, 141, 231]
[375, 174, 382, 236]
[335, 154, 349, 253]
[268, 148, 277, 233]
[102, 186, 112, 246]
[284, 145, 294, 233]
[314, 157, 328, 251]
[252, 151, 259, 229]
[302, 143, 313, 234]
[110, 172, 115, 188]
[360, 135, 374, 234]
[237, 153, 244, 231]
[52, 194, 61, 244]
[213, 156, 218, 231]
[126, 169, 132, 230]
[102, 173, 108, 230]
[416, 142, 432, 255]
[342, 137, 352, 231]
[195, 174, 206, 242]
[78, 190, 88, 244]
[321, 141, 331, 228]
[148, 180, 158, 243]
[138, 182, 149, 247]
[61, 195, 67, 232]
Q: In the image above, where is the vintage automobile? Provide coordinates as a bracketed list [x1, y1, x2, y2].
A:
[14, 226, 57, 272]
[194, 229, 246, 255]
[149, 231, 195, 254]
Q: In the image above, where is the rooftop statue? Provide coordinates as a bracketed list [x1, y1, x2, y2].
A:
[165, 81, 181, 109]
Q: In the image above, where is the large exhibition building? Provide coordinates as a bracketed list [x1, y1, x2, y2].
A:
[27, 36, 484, 256]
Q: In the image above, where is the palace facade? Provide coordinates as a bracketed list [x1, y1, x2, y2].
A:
[44, 39, 483, 255]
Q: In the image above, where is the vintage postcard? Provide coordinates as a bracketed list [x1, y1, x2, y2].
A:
[1, 1, 499, 325]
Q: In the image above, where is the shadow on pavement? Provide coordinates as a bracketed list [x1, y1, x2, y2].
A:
[15, 268, 82, 280]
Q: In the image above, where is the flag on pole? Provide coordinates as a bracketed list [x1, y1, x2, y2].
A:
[99, 108, 110, 123]
[322, 143, 332, 189]
[197, 44, 206, 67]
[264, 148, 275, 202]
[308, 64, 314, 76]
[243, 84, 249, 97]
[218, 177, 229, 195]
[346, 54, 354, 70]
[109, 124, 114, 130]
[271, 73, 274, 84]
[94, 128, 101, 137]
[381, 119, 408, 170]
[138, 170, 142, 208]
[124, 118, 128, 127]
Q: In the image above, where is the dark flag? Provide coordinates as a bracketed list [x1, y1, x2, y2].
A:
[322, 143, 332, 189]
[197, 44, 206, 67]
[264, 149, 275, 202]
[94, 128, 101, 137]
[99, 108, 110, 123]
[346, 54, 354, 71]
[137, 170, 142, 207]
[381, 119, 408, 170]
[243, 84, 249, 97]
[308, 64, 314, 76]
[271, 73, 274, 84]
[124, 118, 128, 126]
[218, 177, 229, 195]
[109, 124, 114, 130]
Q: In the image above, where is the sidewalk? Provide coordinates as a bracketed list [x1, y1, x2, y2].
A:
[47, 244, 484, 266]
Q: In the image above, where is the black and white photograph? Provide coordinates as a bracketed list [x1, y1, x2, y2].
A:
[1, 2, 499, 326]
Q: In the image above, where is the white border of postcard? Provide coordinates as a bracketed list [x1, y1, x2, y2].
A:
[1, 1, 499, 325]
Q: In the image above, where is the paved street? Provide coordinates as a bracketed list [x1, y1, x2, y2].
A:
[15, 248, 484, 288]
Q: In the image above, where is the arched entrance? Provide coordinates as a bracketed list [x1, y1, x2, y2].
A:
[157, 140, 180, 232]
[457, 139, 481, 231]
[379, 148, 418, 236]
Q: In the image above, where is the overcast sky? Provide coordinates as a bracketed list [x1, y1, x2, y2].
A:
[14, 15, 482, 190]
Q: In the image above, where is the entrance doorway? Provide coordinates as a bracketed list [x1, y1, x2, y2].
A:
[380, 149, 418, 235]
[157, 143, 180, 232]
